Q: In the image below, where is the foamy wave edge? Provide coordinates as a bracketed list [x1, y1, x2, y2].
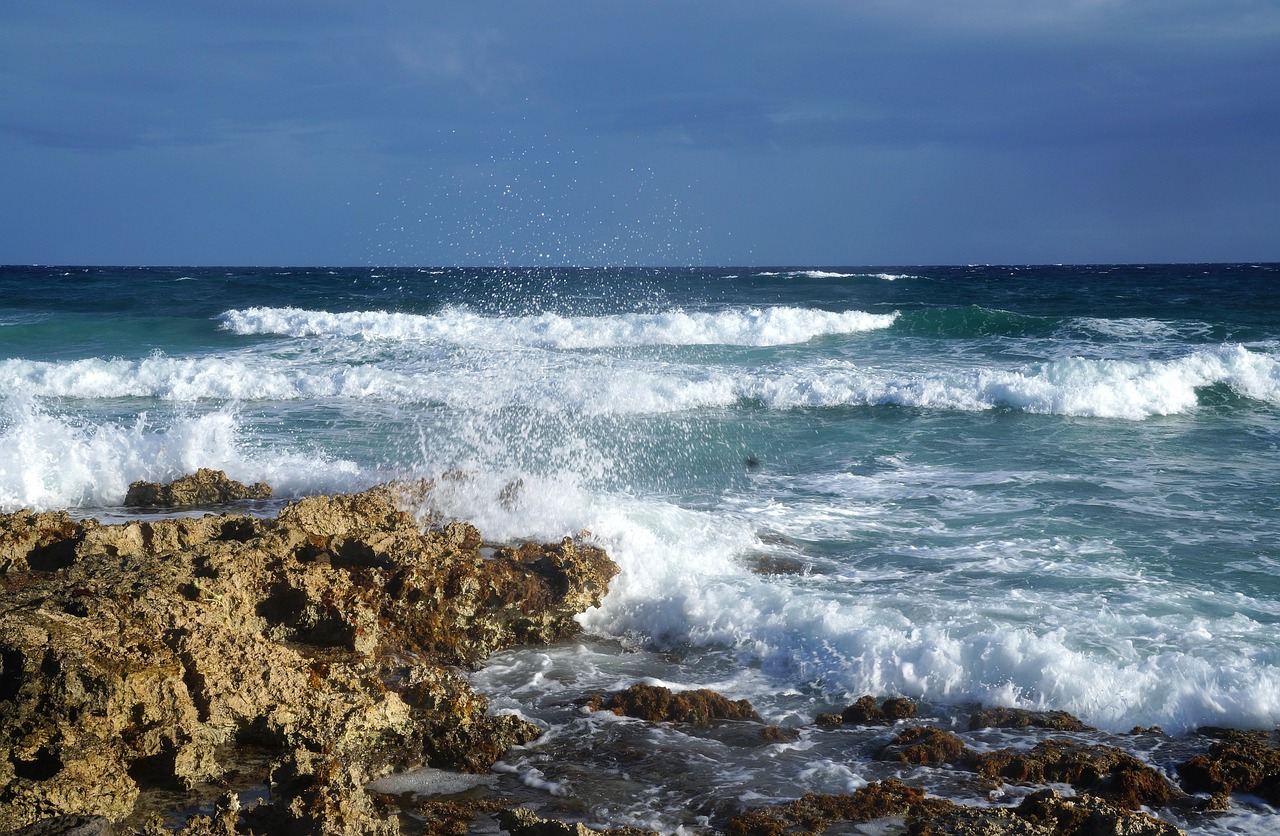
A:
[216, 305, 899, 348]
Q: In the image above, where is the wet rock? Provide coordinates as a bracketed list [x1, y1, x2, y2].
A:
[495, 808, 657, 836]
[727, 781, 1183, 836]
[1010, 789, 1183, 836]
[1176, 729, 1280, 804]
[746, 554, 807, 576]
[907, 789, 1183, 835]
[972, 739, 1179, 810]
[760, 725, 798, 743]
[813, 713, 844, 729]
[967, 707, 1090, 733]
[880, 725, 968, 766]
[0, 477, 619, 832]
[839, 694, 918, 725]
[0, 814, 112, 836]
[590, 683, 761, 725]
[124, 469, 272, 508]
[725, 778, 946, 835]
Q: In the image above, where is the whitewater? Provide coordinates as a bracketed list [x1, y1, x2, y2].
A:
[2, 263, 1279, 832]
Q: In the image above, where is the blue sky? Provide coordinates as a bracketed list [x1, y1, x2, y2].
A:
[2, 1, 1277, 266]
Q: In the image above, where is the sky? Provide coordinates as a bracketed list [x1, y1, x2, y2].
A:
[2, 1, 1278, 267]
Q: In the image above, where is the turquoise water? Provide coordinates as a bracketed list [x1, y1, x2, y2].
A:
[2, 264, 1279, 831]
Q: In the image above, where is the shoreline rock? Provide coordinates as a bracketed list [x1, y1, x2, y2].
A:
[123, 470, 272, 508]
[0, 475, 617, 833]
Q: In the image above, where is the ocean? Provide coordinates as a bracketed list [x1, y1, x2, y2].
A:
[2, 263, 1278, 833]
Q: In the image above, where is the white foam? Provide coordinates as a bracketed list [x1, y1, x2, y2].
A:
[0, 396, 365, 511]
[744, 345, 1280, 418]
[5, 343, 1276, 422]
[217, 305, 898, 348]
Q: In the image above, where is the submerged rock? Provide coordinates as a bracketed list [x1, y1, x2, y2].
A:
[967, 706, 1090, 733]
[0, 476, 618, 833]
[123, 469, 272, 508]
[589, 683, 761, 725]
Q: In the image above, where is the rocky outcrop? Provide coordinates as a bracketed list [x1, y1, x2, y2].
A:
[123, 469, 272, 508]
[1176, 729, 1280, 805]
[815, 694, 917, 727]
[968, 706, 1091, 733]
[588, 683, 761, 725]
[972, 739, 1179, 811]
[725, 780, 1183, 836]
[879, 725, 967, 766]
[909, 789, 1183, 836]
[0, 476, 618, 833]
[496, 807, 657, 836]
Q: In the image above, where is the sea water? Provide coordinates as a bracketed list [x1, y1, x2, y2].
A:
[2, 264, 1279, 832]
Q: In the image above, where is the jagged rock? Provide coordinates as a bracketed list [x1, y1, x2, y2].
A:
[972, 739, 1178, 810]
[495, 808, 657, 836]
[1009, 789, 1182, 836]
[880, 725, 968, 766]
[0, 478, 618, 832]
[726, 781, 1183, 836]
[123, 469, 272, 508]
[1176, 729, 1280, 804]
[0, 814, 112, 835]
[908, 789, 1183, 835]
[725, 778, 948, 835]
[0, 511, 88, 574]
[839, 694, 918, 725]
[590, 683, 761, 724]
[967, 707, 1090, 733]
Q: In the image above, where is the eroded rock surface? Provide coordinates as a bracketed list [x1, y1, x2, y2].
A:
[589, 683, 761, 725]
[0, 477, 617, 833]
[725, 780, 1183, 836]
[123, 469, 272, 508]
[967, 706, 1091, 733]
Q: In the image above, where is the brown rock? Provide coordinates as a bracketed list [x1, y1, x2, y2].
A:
[495, 808, 657, 836]
[123, 469, 271, 508]
[0, 477, 620, 832]
[967, 707, 1090, 733]
[725, 778, 945, 835]
[973, 739, 1178, 810]
[592, 683, 761, 725]
[907, 789, 1184, 835]
[1011, 789, 1183, 836]
[880, 726, 968, 766]
[840, 695, 918, 725]
[1176, 729, 1280, 804]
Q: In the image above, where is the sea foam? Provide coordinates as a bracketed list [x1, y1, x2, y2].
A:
[217, 305, 898, 348]
[0, 396, 365, 511]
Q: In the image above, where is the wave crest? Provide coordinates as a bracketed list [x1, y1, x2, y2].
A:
[217, 305, 898, 348]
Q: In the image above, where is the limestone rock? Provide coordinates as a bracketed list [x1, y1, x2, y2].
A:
[967, 706, 1090, 733]
[972, 739, 1179, 810]
[838, 694, 918, 726]
[123, 469, 271, 508]
[590, 683, 761, 725]
[494, 807, 658, 836]
[880, 725, 968, 766]
[0, 478, 619, 832]
[1176, 729, 1280, 804]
